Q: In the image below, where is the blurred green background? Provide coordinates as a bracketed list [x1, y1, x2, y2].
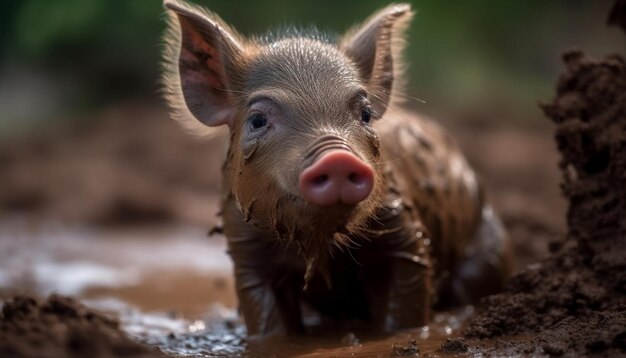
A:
[0, 0, 623, 138]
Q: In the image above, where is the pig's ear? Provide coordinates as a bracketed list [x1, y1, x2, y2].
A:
[163, 0, 248, 135]
[340, 4, 413, 117]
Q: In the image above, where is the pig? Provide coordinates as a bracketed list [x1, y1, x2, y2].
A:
[162, 0, 512, 336]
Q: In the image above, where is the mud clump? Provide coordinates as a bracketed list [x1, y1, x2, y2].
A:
[0, 294, 163, 358]
[553, 51, 626, 283]
[466, 51, 626, 356]
[391, 339, 420, 356]
[440, 337, 468, 354]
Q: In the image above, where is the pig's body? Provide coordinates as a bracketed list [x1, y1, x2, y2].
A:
[163, 0, 512, 336]
[221, 108, 511, 334]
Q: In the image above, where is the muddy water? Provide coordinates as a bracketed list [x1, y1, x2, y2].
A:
[0, 219, 475, 357]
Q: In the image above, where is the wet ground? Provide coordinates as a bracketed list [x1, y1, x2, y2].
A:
[0, 102, 566, 357]
[0, 219, 485, 357]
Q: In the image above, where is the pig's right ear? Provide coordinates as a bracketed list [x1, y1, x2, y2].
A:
[162, 0, 247, 135]
[340, 4, 413, 117]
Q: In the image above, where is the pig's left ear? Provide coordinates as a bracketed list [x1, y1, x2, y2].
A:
[162, 0, 250, 136]
[340, 4, 413, 117]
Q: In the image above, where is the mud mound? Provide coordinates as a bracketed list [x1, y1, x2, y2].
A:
[466, 51, 626, 356]
[0, 295, 163, 358]
[553, 51, 626, 277]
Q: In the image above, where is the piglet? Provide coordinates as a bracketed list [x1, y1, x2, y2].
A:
[162, 0, 512, 336]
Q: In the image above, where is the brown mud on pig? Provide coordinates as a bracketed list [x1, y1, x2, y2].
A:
[162, 0, 512, 336]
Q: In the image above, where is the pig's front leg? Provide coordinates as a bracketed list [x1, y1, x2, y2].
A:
[384, 233, 432, 330]
[365, 197, 433, 331]
[228, 235, 307, 336]
[229, 254, 282, 336]
[223, 203, 304, 336]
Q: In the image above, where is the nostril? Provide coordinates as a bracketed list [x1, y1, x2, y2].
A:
[312, 174, 329, 186]
[348, 173, 362, 184]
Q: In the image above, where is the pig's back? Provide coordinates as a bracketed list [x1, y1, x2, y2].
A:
[376, 109, 484, 274]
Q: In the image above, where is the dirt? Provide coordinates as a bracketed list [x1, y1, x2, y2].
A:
[440, 337, 469, 354]
[391, 339, 420, 356]
[0, 294, 164, 358]
[0, 64, 615, 358]
[466, 50, 626, 356]
[0, 119, 566, 358]
[0, 70, 566, 358]
[0, 103, 226, 228]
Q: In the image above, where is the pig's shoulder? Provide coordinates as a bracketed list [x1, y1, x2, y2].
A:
[376, 109, 483, 262]
[376, 109, 462, 171]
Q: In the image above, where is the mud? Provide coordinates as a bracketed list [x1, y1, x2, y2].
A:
[1, 290, 477, 357]
[0, 104, 226, 228]
[440, 337, 468, 354]
[466, 50, 626, 356]
[0, 215, 480, 357]
[0, 102, 565, 357]
[0, 295, 163, 358]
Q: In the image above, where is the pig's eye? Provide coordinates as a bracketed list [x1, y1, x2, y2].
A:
[248, 113, 268, 130]
[360, 108, 372, 124]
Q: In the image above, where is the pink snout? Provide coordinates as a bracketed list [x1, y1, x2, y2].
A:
[299, 150, 374, 206]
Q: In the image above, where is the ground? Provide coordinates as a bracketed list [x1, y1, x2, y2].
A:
[0, 99, 569, 357]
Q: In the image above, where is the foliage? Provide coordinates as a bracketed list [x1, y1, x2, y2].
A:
[0, 0, 623, 126]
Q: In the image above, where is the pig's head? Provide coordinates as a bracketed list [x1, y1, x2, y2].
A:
[163, 0, 413, 277]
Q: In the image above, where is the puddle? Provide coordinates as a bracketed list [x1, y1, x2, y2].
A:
[0, 219, 476, 357]
[0, 219, 235, 317]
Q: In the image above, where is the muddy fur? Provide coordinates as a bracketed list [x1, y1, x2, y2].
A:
[162, 0, 511, 336]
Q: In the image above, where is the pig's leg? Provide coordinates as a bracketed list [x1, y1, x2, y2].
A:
[232, 263, 284, 335]
[230, 257, 305, 335]
[223, 202, 305, 336]
[363, 198, 433, 331]
[384, 244, 432, 330]
[436, 205, 512, 307]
